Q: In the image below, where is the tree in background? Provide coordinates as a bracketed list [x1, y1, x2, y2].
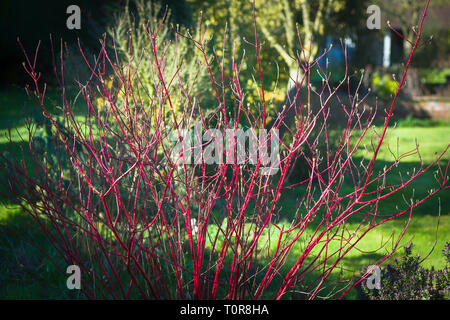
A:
[189, 0, 367, 89]
[255, 0, 368, 89]
[186, 0, 369, 129]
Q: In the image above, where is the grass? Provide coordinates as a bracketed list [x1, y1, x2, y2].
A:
[0, 87, 448, 299]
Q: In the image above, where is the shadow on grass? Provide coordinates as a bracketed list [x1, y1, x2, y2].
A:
[280, 156, 449, 222]
[0, 207, 84, 299]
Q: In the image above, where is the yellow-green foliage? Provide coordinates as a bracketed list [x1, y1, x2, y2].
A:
[100, 0, 209, 126]
[372, 72, 399, 99]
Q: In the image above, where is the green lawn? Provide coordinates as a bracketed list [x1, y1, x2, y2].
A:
[0, 88, 448, 299]
[348, 122, 450, 270]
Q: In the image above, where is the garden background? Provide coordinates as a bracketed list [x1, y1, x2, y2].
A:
[0, 0, 448, 299]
